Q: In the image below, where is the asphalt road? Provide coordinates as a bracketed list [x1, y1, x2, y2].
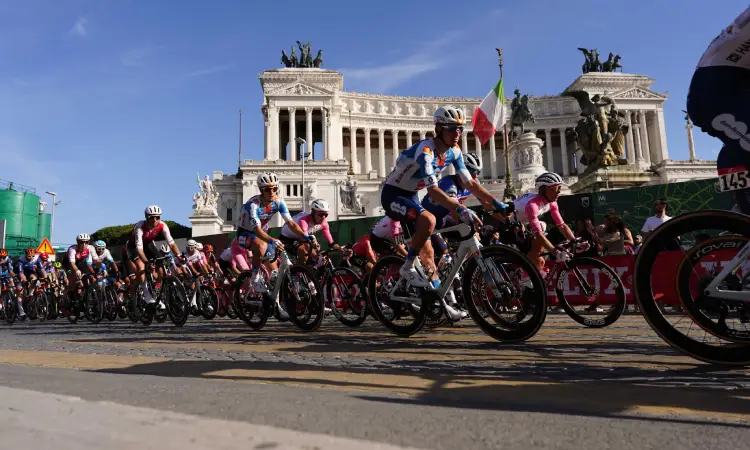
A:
[0, 314, 748, 449]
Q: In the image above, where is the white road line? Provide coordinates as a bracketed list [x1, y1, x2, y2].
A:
[0, 386, 425, 450]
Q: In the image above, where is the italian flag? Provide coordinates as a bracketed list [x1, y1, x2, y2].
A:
[471, 77, 507, 145]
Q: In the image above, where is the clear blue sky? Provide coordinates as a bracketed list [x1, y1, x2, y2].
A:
[1, 0, 745, 245]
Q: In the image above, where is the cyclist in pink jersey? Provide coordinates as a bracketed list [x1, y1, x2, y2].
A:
[279, 199, 339, 265]
[514, 173, 578, 274]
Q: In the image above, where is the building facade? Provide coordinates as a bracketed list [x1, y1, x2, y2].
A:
[191, 68, 715, 236]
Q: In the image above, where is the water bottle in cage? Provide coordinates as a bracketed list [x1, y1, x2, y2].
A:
[269, 269, 279, 288]
[437, 254, 453, 275]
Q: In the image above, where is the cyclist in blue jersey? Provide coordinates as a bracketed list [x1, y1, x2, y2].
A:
[381, 105, 509, 288]
[688, 5, 750, 212]
[0, 249, 24, 318]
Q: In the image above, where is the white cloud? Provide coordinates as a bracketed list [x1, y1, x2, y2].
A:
[120, 46, 164, 67]
[183, 64, 235, 79]
[70, 17, 88, 37]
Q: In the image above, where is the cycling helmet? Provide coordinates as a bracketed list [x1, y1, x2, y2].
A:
[159, 243, 170, 254]
[433, 105, 465, 126]
[464, 152, 483, 174]
[76, 233, 90, 243]
[257, 172, 279, 188]
[535, 172, 564, 189]
[310, 199, 330, 212]
[186, 239, 198, 249]
[25, 247, 35, 257]
[204, 244, 214, 253]
[94, 240, 106, 249]
[0, 249, 7, 257]
[196, 242, 204, 251]
[144, 205, 162, 217]
[40, 253, 49, 261]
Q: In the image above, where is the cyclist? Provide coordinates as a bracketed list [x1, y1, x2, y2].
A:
[369, 216, 408, 258]
[0, 249, 23, 318]
[124, 205, 181, 312]
[514, 172, 579, 275]
[351, 234, 377, 273]
[64, 234, 97, 301]
[280, 199, 339, 265]
[687, 6, 750, 213]
[37, 253, 57, 285]
[183, 239, 213, 314]
[381, 105, 508, 288]
[202, 244, 221, 274]
[92, 240, 120, 282]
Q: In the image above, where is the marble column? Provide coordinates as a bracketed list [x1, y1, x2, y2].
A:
[391, 130, 399, 168]
[270, 106, 280, 161]
[634, 125, 644, 163]
[559, 128, 569, 176]
[350, 127, 358, 173]
[655, 108, 670, 161]
[474, 135, 483, 177]
[321, 107, 328, 160]
[378, 129, 386, 177]
[406, 131, 413, 149]
[263, 107, 272, 160]
[489, 133, 497, 179]
[625, 110, 636, 164]
[544, 129, 553, 172]
[461, 131, 468, 152]
[288, 107, 297, 161]
[305, 107, 314, 160]
[363, 128, 372, 175]
[639, 110, 651, 164]
[647, 112, 661, 164]
[419, 131, 426, 141]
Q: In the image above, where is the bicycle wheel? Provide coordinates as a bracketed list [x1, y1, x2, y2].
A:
[556, 257, 626, 328]
[34, 292, 49, 322]
[326, 267, 367, 328]
[84, 285, 105, 324]
[233, 271, 270, 330]
[197, 284, 218, 320]
[366, 255, 427, 337]
[281, 265, 324, 332]
[3, 291, 17, 324]
[163, 276, 189, 327]
[462, 244, 547, 343]
[633, 209, 750, 366]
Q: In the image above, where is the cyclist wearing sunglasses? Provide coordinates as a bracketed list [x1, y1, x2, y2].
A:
[235, 172, 310, 300]
[380, 105, 509, 289]
[515, 172, 578, 274]
[124, 205, 181, 312]
[280, 199, 338, 265]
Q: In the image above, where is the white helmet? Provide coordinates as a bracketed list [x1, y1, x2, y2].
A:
[433, 105, 465, 126]
[186, 239, 198, 249]
[76, 233, 90, 243]
[310, 199, 330, 212]
[159, 244, 170, 254]
[196, 242, 204, 250]
[257, 172, 279, 188]
[145, 205, 162, 217]
[464, 152, 483, 174]
[535, 172, 564, 189]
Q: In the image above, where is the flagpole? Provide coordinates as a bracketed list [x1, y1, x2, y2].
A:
[498, 49, 516, 201]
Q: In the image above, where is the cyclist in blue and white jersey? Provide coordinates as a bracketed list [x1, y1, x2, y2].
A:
[381, 105, 509, 288]
[688, 5, 750, 212]
[0, 249, 24, 318]
[234, 172, 311, 319]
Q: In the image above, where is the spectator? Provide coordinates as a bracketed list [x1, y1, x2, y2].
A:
[632, 235, 643, 254]
[600, 215, 627, 256]
[641, 198, 671, 241]
[575, 218, 602, 257]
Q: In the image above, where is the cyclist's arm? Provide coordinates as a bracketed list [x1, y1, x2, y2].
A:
[549, 203, 575, 241]
[286, 214, 310, 240]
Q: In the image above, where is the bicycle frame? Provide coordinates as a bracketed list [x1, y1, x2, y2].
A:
[703, 239, 750, 302]
[388, 223, 508, 306]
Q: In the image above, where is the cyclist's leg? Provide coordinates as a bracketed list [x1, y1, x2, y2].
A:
[528, 234, 547, 275]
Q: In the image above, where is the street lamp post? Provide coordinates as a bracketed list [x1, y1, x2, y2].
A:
[45, 191, 61, 245]
[295, 137, 312, 212]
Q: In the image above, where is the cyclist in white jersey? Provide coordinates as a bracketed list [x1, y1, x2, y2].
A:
[380, 105, 510, 288]
[688, 5, 750, 213]
[369, 216, 408, 257]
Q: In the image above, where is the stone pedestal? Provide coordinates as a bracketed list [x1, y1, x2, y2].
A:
[189, 212, 224, 238]
[569, 165, 653, 194]
[510, 132, 548, 194]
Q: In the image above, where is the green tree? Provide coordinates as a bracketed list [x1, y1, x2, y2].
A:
[91, 221, 191, 245]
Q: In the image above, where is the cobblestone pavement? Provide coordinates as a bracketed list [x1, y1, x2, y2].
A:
[0, 313, 749, 423]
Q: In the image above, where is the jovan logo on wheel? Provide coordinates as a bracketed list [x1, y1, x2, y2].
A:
[712, 113, 750, 151]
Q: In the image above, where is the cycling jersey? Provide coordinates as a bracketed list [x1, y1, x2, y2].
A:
[66, 245, 93, 266]
[236, 195, 292, 232]
[371, 216, 403, 242]
[17, 254, 42, 275]
[0, 255, 12, 275]
[280, 211, 333, 243]
[132, 221, 175, 249]
[39, 261, 56, 275]
[421, 174, 472, 221]
[352, 234, 371, 257]
[514, 192, 564, 236]
[219, 248, 233, 263]
[93, 248, 115, 265]
[384, 139, 472, 192]
[184, 249, 205, 265]
[697, 7, 750, 70]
